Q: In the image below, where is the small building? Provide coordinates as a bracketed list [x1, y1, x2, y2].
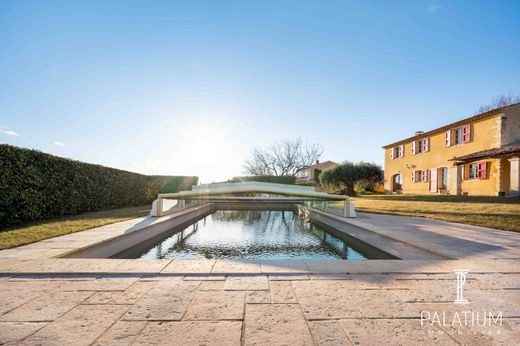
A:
[296, 160, 338, 182]
[383, 103, 520, 196]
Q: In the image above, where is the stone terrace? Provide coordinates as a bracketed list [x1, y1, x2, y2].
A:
[0, 212, 519, 345]
[0, 269, 519, 345]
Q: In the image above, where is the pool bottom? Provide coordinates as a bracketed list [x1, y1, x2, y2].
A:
[112, 210, 394, 260]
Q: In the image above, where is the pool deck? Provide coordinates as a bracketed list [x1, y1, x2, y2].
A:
[0, 211, 519, 345]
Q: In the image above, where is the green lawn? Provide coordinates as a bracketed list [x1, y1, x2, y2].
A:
[2, 194, 518, 250]
[0, 205, 150, 250]
[350, 194, 520, 232]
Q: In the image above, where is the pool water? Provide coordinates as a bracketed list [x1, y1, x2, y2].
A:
[113, 210, 380, 260]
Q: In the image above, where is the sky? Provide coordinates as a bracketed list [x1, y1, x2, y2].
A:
[1, 0, 519, 183]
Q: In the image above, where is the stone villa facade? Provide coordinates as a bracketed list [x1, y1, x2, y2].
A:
[383, 103, 520, 196]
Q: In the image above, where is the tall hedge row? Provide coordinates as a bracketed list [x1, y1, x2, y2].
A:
[0, 144, 198, 228]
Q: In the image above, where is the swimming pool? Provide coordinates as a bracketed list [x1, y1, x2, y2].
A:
[112, 210, 393, 260]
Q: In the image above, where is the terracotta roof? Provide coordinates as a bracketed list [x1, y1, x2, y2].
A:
[382, 102, 520, 149]
[449, 141, 520, 163]
[306, 160, 338, 170]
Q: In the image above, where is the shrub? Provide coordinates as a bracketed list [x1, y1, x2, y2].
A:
[354, 179, 375, 194]
[314, 169, 322, 186]
[320, 161, 383, 196]
[0, 144, 197, 228]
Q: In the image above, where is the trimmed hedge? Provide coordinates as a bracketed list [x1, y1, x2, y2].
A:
[228, 175, 297, 185]
[0, 144, 197, 228]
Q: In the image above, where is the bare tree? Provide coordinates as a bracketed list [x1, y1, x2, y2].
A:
[476, 93, 520, 114]
[243, 138, 323, 176]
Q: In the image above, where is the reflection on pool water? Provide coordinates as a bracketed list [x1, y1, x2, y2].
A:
[114, 210, 375, 260]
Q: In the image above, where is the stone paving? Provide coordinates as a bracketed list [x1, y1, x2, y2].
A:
[0, 272, 519, 345]
[0, 210, 519, 345]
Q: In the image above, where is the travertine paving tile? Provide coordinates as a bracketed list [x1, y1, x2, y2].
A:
[268, 274, 309, 281]
[224, 275, 269, 290]
[0, 280, 61, 315]
[0, 248, 66, 259]
[184, 274, 226, 281]
[109, 281, 157, 305]
[11, 273, 97, 281]
[346, 289, 416, 318]
[133, 321, 242, 346]
[20, 304, 128, 346]
[185, 290, 245, 320]
[309, 321, 350, 346]
[388, 279, 473, 303]
[139, 274, 183, 281]
[84, 281, 157, 305]
[472, 273, 520, 289]
[269, 281, 297, 303]
[438, 318, 520, 345]
[303, 259, 352, 274]
[84, 291, 118, 305]
[109, 259, 171, 273]
[212, 260, 261, 274]
[0, 258, 78, 274]
[1, 291, 93, 321]
[459, 289, 520, 318]
[0, 322, 46, 344]
[199, 280, 226, 290]
[94, 320, 147, 346]
[58, 259, 130, 273]
[57, 276, 140, 291]
[162, 260, 216, 274]
[341, 319, 456, 345]
[260, 259, 309, 273]
[310, 273, 350, 280]
[292, 281, 362, 319]
[246, 290, 271, 304]
[0, 258, 33, 273]
[124, 280, 199, 321]
[243, 304, 313, 345]
[390, 273, 458, 280]
[347, 273, 401, 289]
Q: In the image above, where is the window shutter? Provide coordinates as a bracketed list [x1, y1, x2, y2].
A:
[423, 138, 429, 152]
[463, 125, 471, 143]
[461, 165, 465, 181]
[399, 145, 404, 158]
[478, 161, 487, 180]
[426, 169, 430, 182]
[390, 148, 394, 160]
[412, 171, 416, 183]
[412, 141, 416, 155]
[445, 130, 451, 147]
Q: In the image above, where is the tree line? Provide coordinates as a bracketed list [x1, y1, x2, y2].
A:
[243, 138, 382, 195]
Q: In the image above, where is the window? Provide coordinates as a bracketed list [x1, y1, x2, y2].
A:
[466, 161, 488, 180]
[440, 167, 448, 188]
[421, 170, 428, 182]
[412, 171, 419, 183]
[447, 125, 471, 147]
[468, 163, 478, 179]
[412, 170, 428, 183]
[391, 145, 404, 159]
[412, 138, 429, 155]
[454, 128, 464, 145]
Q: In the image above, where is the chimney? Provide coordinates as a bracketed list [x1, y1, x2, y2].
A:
[415, 131, 424, 136]
[316, 160, 320, 165]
